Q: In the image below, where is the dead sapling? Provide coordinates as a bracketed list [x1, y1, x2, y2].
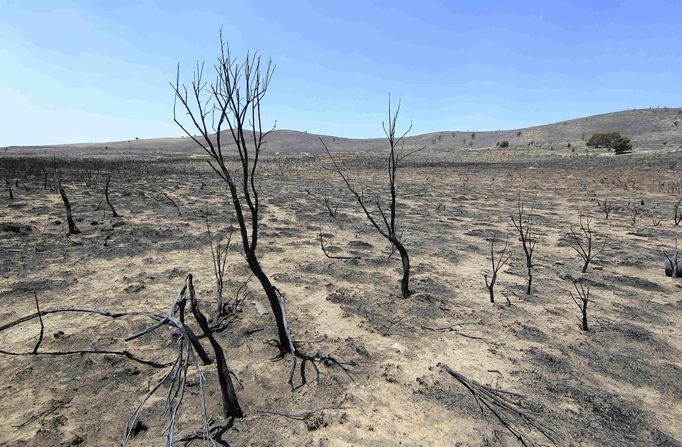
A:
[104, 175, 119, 218]
[58, 181, 80, 235]
[673, 198, 681, 226]
[319, 230, 354, 261]
[593, 194, 613, 220]
[206, 220, 237, 326]
[510, 195, 537, 295]
[323, 197, 339, 218]
[650, 207, 662, 226]
[42, 167, 52, 190]
[567, 214, 607, 273]
[163, 192, 181, 216]
[663, 238, 681, 278]
[6, 180, 14, 200]
[172, 30, 351, 389]
[385, 228, 406, 261]
[322, 96, 422, 298]
[569, 279, 591, 331]
[483, 231, 512, 303]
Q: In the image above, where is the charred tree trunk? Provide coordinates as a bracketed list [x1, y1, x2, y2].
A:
[59, 184, 80, 235]
[105, 176, 119, 217]
[187, 275, 243, 418]
[581, 301, 588, 331]
[484, 232, 512, 303]
[323, 198, 338, 218]
[570, 280, 590, 332]
[394, 239, 411, 298]
[525, 264, 532, 295]
[511, 196, 536, 295]
[322, 96, 419, 299]
[247, 254, 293, 353]
[172, 33, 296, 355]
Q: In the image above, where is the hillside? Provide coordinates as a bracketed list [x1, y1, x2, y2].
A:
[5, 107, 682, 156]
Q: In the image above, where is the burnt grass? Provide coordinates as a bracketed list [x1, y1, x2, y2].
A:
[1, 150, 682, 446]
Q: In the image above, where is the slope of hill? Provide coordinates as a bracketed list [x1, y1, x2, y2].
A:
[5, 107, 682, 156]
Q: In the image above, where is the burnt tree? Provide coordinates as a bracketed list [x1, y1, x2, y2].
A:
[58, 182, 80, 235]
[483, 231, 512, 303]
[567, 214, 607, 273]
[511, 195, 536, 295]
[104, 175, 119, 217]
[664, 238, 680, 278]
[322, 97, 418, 298]
[323, 197, 339, 218]
[171, 32, 349, 387]
[569, 279, 591, 331]
[206, 220, 237, 325]
[593, 194, 613, 220]
[171, 32, 297, 354]
[6, 180, 13, 200]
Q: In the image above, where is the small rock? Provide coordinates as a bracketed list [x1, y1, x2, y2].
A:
[167, 267, 187, 278]
[383, 373, 398, 383]
[665, 259, 682, 278]
[251, 300, 268, 315]
[305, 412, 327, 431]
[355, 345, 370, 357]
[124, 283, 145, 293]
[558, 271, 574, 281]
[130, 420, 148, 436]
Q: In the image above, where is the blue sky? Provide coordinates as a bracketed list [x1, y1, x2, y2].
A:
[1, 0, 681, 146]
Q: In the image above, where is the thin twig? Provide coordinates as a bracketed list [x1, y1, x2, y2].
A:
[12, 398, 73, 428]
[32, 291, 44, 354]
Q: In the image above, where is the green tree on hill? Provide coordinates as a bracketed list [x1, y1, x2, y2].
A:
[613, 136, 633, 154]
[587, 132, 622, 149]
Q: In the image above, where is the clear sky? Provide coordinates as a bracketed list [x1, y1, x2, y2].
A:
[1, 0, 681, 146]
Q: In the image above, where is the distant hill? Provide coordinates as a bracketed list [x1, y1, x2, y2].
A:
[5, 107, 682, 156]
